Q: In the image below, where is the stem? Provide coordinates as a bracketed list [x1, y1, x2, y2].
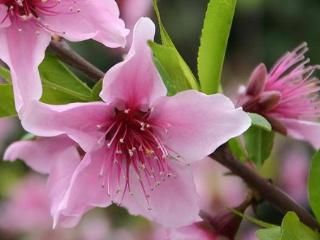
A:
[48, 40, 104, 81]
[211, 144, 320, 231]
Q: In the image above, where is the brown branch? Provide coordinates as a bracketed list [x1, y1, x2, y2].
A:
[211, 144, 320, 231]
[48, 40, 104, 81]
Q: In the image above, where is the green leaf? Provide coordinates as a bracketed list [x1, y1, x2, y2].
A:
[91, 79, 103, 101]
[244, 126, 274, 166]
[151, 0, 199, 93]
[257, 227, 281, 240]
[230, 208, 276, 228]
[228, 137, 247, 162]
[152, 0, 175, 47]
[149, 42, 198, 95]
[0, 67, 11, 82]
[249, 113, 272, 131]
[0, 84, 16, 117]
[41, 85, 87, 104]
[256, 212, 320, 240]
[308, 151, 320, 221]
[281, 212, 320, 240]
[39, 53, 92, 102]
[198, 0, 237, 94]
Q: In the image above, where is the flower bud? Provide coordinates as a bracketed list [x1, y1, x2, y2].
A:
[246, 63, 268, 96]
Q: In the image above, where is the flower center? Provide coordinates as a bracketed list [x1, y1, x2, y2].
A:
[97, 104, 175, 208]
[1, 0, 79, 34]
[2, 0, 56, 20]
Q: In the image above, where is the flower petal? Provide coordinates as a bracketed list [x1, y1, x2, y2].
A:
[152, 91, 251, 163]
[53, 148, 111, 228]
[100, 17, 166, 106]
[279, 118, 320, 148]
[120, 161, 201, 228]
[0, 23, 50, 112]
[4, 135, 76, 174]
[47, 145, 82, 228]
[0, 5, 11, 28]
[21, 101, 110, 152]
[42, 0, 128, 48]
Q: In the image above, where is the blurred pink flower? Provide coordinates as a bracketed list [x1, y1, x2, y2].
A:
[0, 0, 128, 112]
[20, 18, 250, 228]
[153, 223, 218, 240]
[118, 0, 152, 30]
[193, 157, 247, 216]
[238, 43, 320, 148]
[0, 174, 111, 240]
[4, 135, 82, 226]
[0, 175, 52, 233]
[279, 147, 309, 204]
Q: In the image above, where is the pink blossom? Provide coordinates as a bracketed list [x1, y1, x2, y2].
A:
[0, 175, 52, 233]
[153, 223, 218, 240]
[4, 135, 82, 225]
[117, 0, 152, 48]
[279, 147, 309, 204]
[0, 174, 111, 240]
[117, 0, 152, 30]
[0, 0, 129, 112]
[20, 18, 251, 228]
[193, 157, 247, 216]
[238, 43, 320, 148]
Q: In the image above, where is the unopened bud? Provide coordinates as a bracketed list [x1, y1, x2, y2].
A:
[246, 63, 268, 96]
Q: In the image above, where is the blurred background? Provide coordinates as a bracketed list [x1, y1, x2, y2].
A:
[0, 0, 319, 239]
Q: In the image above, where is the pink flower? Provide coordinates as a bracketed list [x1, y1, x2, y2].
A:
[0, 0, 129, 112]
[193, 157, 247, 216]
[0, 174, 111, 240]
[21, 18, 251, 228]
[0, 175, 52, 233]
[238, 43, 320, 148]
[4, 135, 82, 225]
[279, 146, 309, 204]
[117, 0, 152, 49]
[153, 223, 218, 240]
[117, 0, 152, 30]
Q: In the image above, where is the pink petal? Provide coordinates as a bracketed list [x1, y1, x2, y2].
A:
[151, 91, 251, 163]
[0, 5, 11, 28]
[21, 101, 110, 152]
[0, 24, 50, 112]
[54, 149, 112, 228]
[279, 118, 320, 148]
[42, 0, 128, 48]
[47, 145, 82, 228]
[118, 0, 152, 48]
[120, 161, 201, 228]
[100, 17, 166, 107]
[4, 135, 76, 174]
[119, 0, 152, 30]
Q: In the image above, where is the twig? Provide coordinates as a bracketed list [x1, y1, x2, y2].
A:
[48, 40, 104, 81]
[211, 144, 320, 231]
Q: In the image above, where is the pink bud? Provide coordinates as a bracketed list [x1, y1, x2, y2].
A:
[246, 63, 268, 96]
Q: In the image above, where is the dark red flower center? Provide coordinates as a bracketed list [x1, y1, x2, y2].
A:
[1, 0, 59, 20]
[97, 104, 177, 207]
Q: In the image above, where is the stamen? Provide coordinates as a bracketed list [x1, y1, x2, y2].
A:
[96, 104, 176, 207]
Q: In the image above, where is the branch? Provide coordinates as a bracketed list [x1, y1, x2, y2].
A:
[48, 40, 104, 81]
[211, 144, 320, 231]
